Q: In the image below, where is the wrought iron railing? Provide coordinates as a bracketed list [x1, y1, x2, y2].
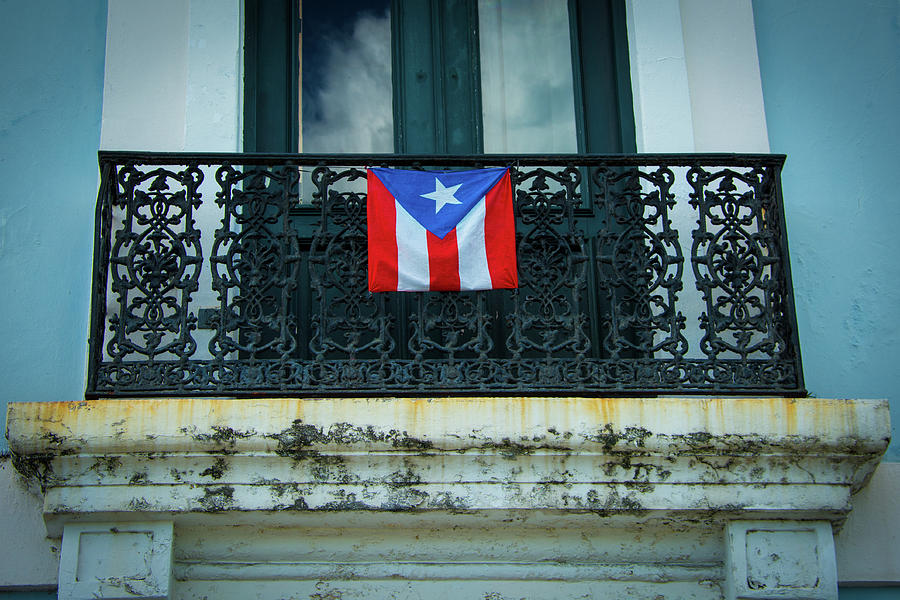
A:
[86, 152, 804, 397]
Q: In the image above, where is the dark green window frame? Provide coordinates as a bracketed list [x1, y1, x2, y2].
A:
[243, 0, 635, 155]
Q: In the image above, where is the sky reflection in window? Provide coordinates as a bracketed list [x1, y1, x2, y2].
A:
[479, 0, 578, 153]
[301, 1, 393, 153]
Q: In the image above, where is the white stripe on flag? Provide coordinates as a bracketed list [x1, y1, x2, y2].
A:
[395, 200, 430, 291]
[455, 196, 492, 291]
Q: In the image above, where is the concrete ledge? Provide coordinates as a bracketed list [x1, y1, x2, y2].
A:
[5, 397, 889, 526]
[4, 397, 890, 598]
[5, 396, 889, 456]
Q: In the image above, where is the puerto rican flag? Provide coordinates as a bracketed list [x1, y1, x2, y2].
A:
[367, 167, 518, 292]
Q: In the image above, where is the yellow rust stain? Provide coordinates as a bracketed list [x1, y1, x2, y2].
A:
[782, 398, 798, 434]
[407, 395, 430, 434]
[6, 395, 881, 456]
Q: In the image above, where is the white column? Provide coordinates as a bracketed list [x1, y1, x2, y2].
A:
[100, 0, 242, 151]
[625, 0, 770, 153]
[100, 0, 189, 151]
[184, 0, 243, 152]
[625, 0, 696, 152]
[679, 0, 770, 152]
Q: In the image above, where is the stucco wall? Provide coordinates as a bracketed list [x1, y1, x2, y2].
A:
[839, 587, 900, 600]
[0, 458, 57, 589]
[753, 0, 900, 460]
[0, 0, 107, 454]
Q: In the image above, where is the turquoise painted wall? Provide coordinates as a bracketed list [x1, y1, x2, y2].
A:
[840, 587, 900, 600]
[0, 0, 107, 453]
[0, 592, 55, 600]
[753, 1, 900, 459]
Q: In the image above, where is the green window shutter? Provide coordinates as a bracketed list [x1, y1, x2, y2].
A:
[392, 0, 483, 154]
[570, 0, 636, 153]
[243, 0, 300, 153]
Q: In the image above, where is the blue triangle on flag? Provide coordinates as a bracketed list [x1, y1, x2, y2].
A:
[369, 167, 507, 239]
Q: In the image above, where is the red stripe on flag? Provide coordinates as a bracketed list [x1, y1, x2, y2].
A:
[367, 170, 399, 292]
[426, 229, 461, 291]
[484, 170, 518, 288]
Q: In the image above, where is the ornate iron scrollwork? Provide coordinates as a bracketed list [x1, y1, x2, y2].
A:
[89, 153, 804, 396]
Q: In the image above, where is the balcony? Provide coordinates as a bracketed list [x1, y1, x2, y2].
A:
[12, 154, 891, 600]
[87, 152, 804, 397]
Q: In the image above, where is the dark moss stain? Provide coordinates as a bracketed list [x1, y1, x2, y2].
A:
[89, 456, 122, 476]
[588, 424, 653, 452]
[199, 457, 228, 480]
[622, 480, 655, 493]
[10, 452, 56, 493]
[269, 483, 311, 510]
[40, 431, 67, 446]
[666, 431, 777, 456]
[269, 483, 291, 499]
[620, 462, 672, 482]
[601, 450, 675, 480]
[383, 486, 429, 510]
[310, 582, 344, 600]
[308, 454, 357, 484]
[309, 462, 330, 482]
[585, 488, 646, 516]
[267, 420, 434, 460]
[128, 497, 153, 510]
[169, 468, 185, 482]
[688, 431, 714, 445]
[537, 470, 574, 484]
[482, 437, 532, 460]
[138, 452, 171, 460]
[296, 487, 471, 513]
[427, 491, 471, 511]
[111, 419, 127, 438]
[317, 492, 373, 512]
[182, 425, 254, 448]
[286, 496, 309, 510]
[198, 485, 235, 512]
[128, 471, 149, 485]
[386, 467, 423, 486]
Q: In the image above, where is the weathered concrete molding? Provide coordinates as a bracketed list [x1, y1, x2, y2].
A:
[5, 397, 889, 524]
[4, 397, 888, 600]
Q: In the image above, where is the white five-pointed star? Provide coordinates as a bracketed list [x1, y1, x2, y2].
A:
[421, 178, 463, 213]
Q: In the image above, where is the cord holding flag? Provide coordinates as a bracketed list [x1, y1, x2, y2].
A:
[367, 167, 518, 292]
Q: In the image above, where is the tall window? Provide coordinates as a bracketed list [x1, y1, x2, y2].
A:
[244, 0, 634, 154]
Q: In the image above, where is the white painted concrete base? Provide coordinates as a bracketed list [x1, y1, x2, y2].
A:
[59, 522, 173, 600]
[5, 396, 890, 600]
[726, 521, 837, 600]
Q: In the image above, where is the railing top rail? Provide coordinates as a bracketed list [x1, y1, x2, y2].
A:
[97, 151, 787, 168]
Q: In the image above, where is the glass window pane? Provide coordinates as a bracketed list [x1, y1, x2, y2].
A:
[478, 0, 578, 153]
[300, 0, 393, 153]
